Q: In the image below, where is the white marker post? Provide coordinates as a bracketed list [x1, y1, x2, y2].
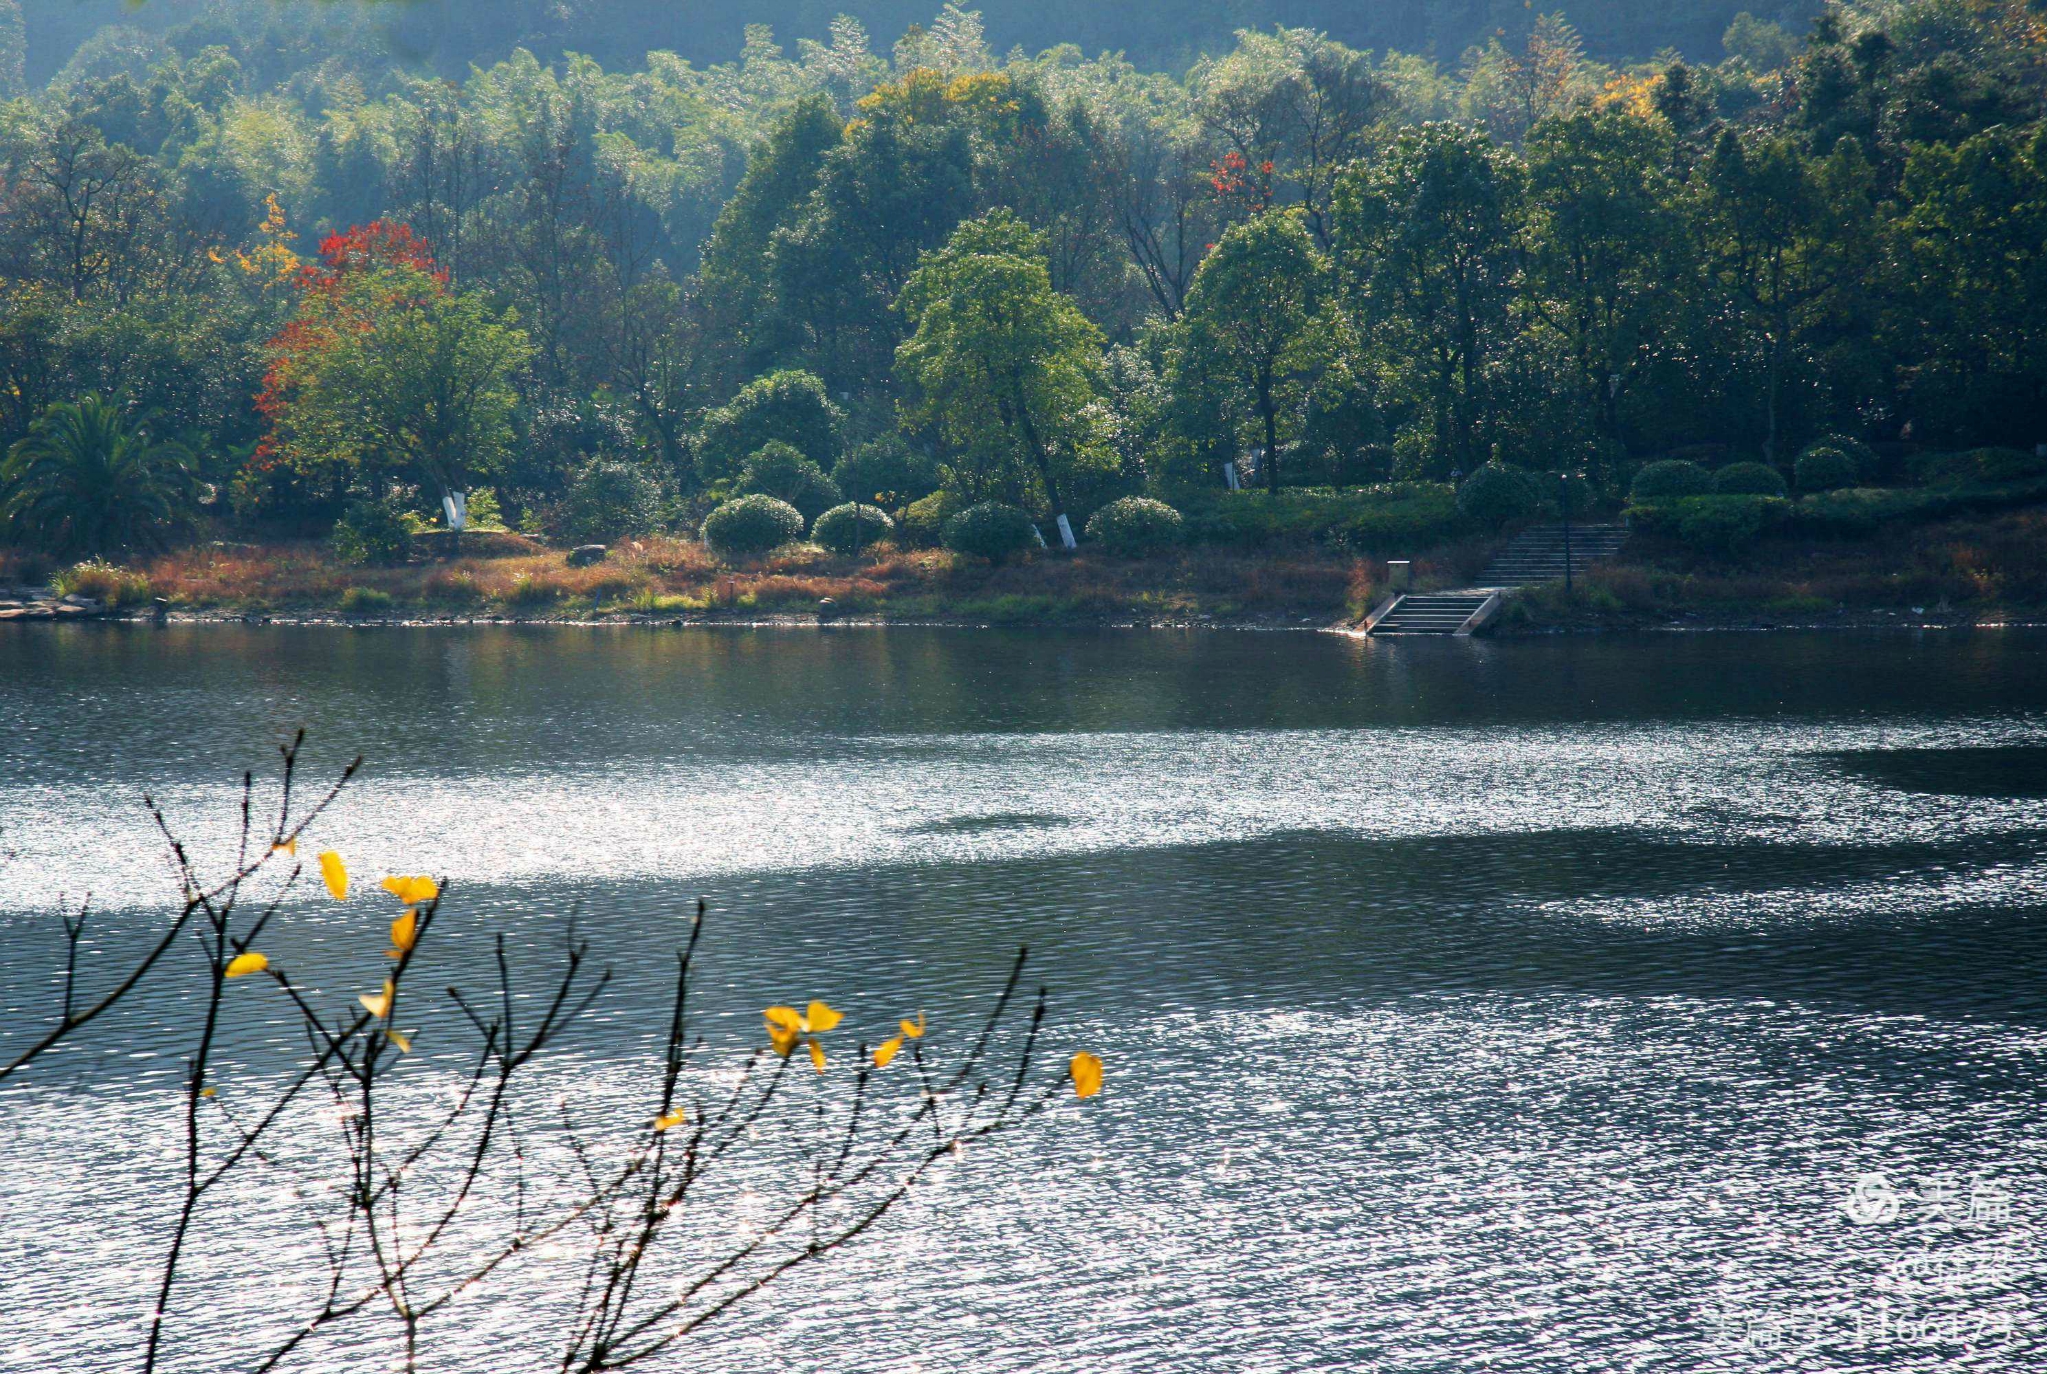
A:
[1055, 513, 1076, 549]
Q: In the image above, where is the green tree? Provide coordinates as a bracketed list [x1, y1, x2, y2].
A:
[697, 94, 843, 385]
[1189, 27, 1384, 247]
[1, 394, 193, 556]
[1333, 123, 1523, 473]
[694, 368, 842, 483]
[257, 222, 531, 508]
[1893, 127, 2047, 446]
[0, 1, 24, 100]
[894, 210, 1104, 542]
[1691, 130, 1873, 463]
[1461, 12, 1596, 146]
[1524, 109, 1677, 452]
[1175, 209, 1324, 495]
[767, 71, 978, 389]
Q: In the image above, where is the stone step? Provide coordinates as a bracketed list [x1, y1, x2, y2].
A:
[1368, 592, 1496, 636]
[1479, 522, 1632, 589]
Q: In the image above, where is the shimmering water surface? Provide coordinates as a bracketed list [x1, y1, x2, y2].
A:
[4, 624, 2047, 1372]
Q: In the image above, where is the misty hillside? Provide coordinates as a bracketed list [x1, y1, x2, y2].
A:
[22, 0, 1815, 86]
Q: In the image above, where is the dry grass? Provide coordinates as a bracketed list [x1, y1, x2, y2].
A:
[82, 537, 1375, 623]
[23, 505, 2046, 629]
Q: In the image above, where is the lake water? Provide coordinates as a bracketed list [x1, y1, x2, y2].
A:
[3, 624, 2046, 1372]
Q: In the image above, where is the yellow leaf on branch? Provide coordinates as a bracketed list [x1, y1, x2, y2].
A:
[318, 851, 348, 901]
[653, 1108, 687, 1132]
[388, 908, 418, 959]
[764, 1006, 802, 1057]
[380, 875, 438, 905]
[803, 1001, 843, 1032]
[360, 979, 394, 1019]
[1070, 1052, 1103, 1100]
[224, 951, 269, 979]
[874, 1036, 903, 1067]
[807, 1038, 827, 1074]
[900, 1011, 926, 1040]
[386, 1028, 412, 1053]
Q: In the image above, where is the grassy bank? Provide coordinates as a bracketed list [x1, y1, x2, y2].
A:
[1, 536, 1400, 627]
[7, 499, 2047, 634]
[1497, 507, 2047, 632]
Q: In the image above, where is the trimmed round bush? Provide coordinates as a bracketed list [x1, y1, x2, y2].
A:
[733, 440, 841, 524]
[942, 501, 1038, 562]
[700, 493, 804, 559]
[330, 499, 412, 566]
[1456, 463, 1537, 528]
[900, 489, 960, 546]
[1808, 433, 1881, 481]
[812, 502, 894, 555]
[1084, 496, 1184, 557]
[1793, 446, 1858, 493]
[1629, 459, 1714, 503]
[1713, 461, 1788, 497]
[553, 459, 664, 543]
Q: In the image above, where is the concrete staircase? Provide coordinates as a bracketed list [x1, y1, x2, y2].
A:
[1364, 523, 1630, 637]
[1366, 591, 1499, 636]
[1479, 522, 1630, 588]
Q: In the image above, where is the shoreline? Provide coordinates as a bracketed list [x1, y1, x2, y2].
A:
[12, 605, 2045, 637]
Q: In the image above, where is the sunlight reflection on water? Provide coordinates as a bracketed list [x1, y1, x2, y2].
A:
[3, 626, 2046, 1372]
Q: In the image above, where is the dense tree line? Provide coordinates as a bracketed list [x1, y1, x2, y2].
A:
[4, 1, 2047, 556]
[18, 0, 1810, 91]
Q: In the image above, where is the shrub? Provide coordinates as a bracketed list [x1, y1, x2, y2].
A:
[330, 499, 413, 566]
[900, 489, 962, 546]
[1793, 446, 1858, 493]
[812, 502, 894, 555]
[1180, 484, 1461, 552]
[1456, 464, 1537, 528]
[463, 487, 506, 530]
[552, 459, 664, 544]
[832, 438, 941, 508]
[1629, 459, 1713, 502]
[1672, 494, 1790, 558]
[942, 502, 1039, 562]
[694, 370, 842, 482]
[52, 558, 151, 606]
[733, 441, 841, 524]
[339, 586, 395, 614]
[1713, 461, 1788, 497]
[701, 493, 805, 559]
[1084, 496, 1184, 557]
[1910, 447, 2047, 487]
[1806, 433, 1881, 481]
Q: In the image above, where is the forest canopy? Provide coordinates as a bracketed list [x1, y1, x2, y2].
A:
[3, 0, 2046, 556]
